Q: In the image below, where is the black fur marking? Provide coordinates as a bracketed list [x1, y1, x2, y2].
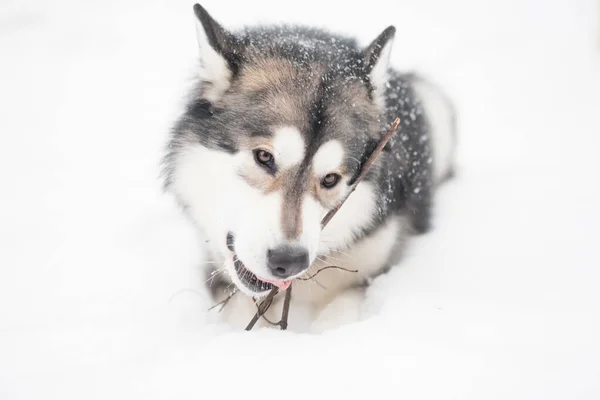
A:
[187, 99, 214, 119]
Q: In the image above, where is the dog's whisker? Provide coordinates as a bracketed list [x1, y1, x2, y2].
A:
[206, 273, 219, 287]
[317, 243, 353, 255]
[318, 254, 348, 263]
[200, 260, 220, 265]
[204, 268, 226, 285]
[316, 240, 354, 255]
[209, 271, 225, 288]
[346, 155, 362, 166]
[299, 267, 327, 290]
[298, 265, 358, 282]
[313, 277, 327, 290]
[301, 270, 327, 290]
[206, 267, 225, 276]
[208, 288, 238, 312]
[329, 248, 353, 257]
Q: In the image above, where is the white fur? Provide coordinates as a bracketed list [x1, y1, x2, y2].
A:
[170, 145, 267, 295]
[300, 195, 327, 261]
[233, 191, 284, 283]
[369, 39, 394, 108]
[171, 145, 238, 259]
[337, 216, 400, 277]
[312, 140, 344, 177]
[411, 79, 455, 183]
[318, 182, 377, 254]
[272, 126, 305, 169]
[195, 19, 232, 102]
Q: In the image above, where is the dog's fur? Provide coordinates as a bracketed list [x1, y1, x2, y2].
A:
[163, 4, 456, 332]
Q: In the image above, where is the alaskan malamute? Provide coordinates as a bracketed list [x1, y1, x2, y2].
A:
[163, 4, 456, 332]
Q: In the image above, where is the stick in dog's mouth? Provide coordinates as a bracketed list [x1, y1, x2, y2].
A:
[226, 232, 290, 295]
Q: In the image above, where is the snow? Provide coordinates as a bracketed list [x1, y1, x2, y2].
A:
[1, 0, 599, 398]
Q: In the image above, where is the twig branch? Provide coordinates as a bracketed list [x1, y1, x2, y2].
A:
[297, 265, 358, 281]
[252, 284, 293, 329]
[279, 284, 292, 330]
[321, 117, 400, 227]
[208, 288, 238, 312]
[257, 309, 280, 326]
[245, 287, 278, 331]
[244, 117, 401, 331]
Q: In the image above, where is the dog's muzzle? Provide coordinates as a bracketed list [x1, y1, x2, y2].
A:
[226, 232, 303, 294]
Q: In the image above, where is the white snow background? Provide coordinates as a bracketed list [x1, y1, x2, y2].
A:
[1, 0, 599, 398]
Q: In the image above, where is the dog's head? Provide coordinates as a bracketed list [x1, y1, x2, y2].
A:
[167, 4, 395, 296]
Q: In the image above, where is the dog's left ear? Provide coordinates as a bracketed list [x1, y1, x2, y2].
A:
[362, 26, 396, 106]
[193, 4, 243, 102]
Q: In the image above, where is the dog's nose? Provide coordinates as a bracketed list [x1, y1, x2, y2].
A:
[267, 245, 309, 279]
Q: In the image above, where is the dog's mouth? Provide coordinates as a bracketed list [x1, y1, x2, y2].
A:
[226, 233, 290, 294]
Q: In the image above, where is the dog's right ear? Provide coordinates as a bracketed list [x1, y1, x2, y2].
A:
[193, 4, 242, 102]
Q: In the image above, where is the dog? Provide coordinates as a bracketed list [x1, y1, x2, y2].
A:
[163, 4, 456, 332]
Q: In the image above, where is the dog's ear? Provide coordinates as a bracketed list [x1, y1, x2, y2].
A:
[362, 26, 396, 106]
[193, 4, 242, 102]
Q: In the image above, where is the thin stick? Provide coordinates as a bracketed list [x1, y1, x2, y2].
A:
[208, 288, 238, 312]
[258, 311, 280, 326]
[245, 287, 279, 331]
[244, 117, 401, 331]
[321, 117, 400, 227]
[297, 265, 358, 281]
[279, 284, 292, 330]
[253, 280, 293, 329]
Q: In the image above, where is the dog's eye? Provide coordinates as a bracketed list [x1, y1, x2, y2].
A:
[254, 149, 274, 168]
[321, 173, 340, 189]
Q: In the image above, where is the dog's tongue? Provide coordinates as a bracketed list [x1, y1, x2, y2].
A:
[261, 278, 291, 290]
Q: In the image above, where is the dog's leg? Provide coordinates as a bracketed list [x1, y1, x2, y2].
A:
[310, 287, 365, 333]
